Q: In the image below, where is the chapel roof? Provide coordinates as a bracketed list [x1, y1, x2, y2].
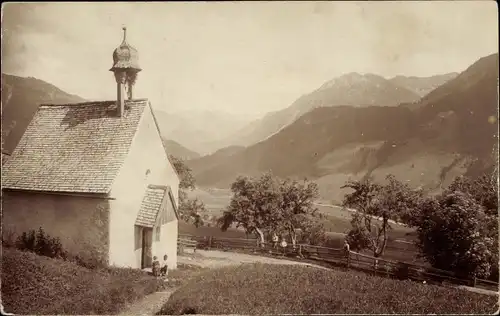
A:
[2, 99, 149, 193]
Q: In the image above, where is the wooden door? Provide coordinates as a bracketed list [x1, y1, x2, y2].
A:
[141, 228, 153, 268]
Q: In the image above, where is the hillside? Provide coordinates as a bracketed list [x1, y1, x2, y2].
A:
[191, 53, 499, 202]
[160, 263, 496, 315]
[186, 145, 245, 175]
[221, 73, 421, 148]
[1, 74, 86, 153]
[153, 109, 252, 155]
[162, 139, 200, 160]
[389, 73, 458, 97]
[1, 248, 164, 315]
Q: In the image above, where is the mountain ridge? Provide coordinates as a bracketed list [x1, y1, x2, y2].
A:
[161, 139, 201, 160]
[1, 74, 87, 153]
[220, 72, 457, 149]
[189, 53, 499, 203]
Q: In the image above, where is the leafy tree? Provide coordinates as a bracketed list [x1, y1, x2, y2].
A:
[446, 173, 497, 216]
[218, 172, 280, 244]
[169, 155, 206, 227]
[218, 172, 322, 245]
[273, 178, 321, 247]
[297, 221, 326, 246]
[416, 191, 496, 279]
[342, 175, 423, 258]
[416, 173, 498, 279]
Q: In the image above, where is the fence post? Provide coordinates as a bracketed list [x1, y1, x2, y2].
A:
[208, 236, 212, 249]
[346, 251, 351, 269]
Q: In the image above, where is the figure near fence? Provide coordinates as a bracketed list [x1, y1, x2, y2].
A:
[280, 237, 288, 256]
[272, 233, 279, 249]
[343, 240, 351, 268]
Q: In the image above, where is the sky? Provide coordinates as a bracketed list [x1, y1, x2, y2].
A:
[1, 1, 498, 118]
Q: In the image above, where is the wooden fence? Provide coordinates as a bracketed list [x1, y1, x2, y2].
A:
[177, 234, 498, 292]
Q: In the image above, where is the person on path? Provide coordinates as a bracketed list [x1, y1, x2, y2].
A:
[160, 254, 169, 278]
[152, 256, 160, 277]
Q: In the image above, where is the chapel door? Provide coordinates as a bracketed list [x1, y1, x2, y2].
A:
[141, 228, 153, 268]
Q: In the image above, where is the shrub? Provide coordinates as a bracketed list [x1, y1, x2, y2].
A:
[394, 262, 411, 280]
[2, 229, 17, 248]
[345, 226, 371, 251]
[15, 230, 36, 251]
[14, 227, 67, 260]
[72, 254, 107, 270]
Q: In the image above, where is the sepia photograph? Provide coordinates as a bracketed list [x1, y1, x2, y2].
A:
[1, 1, 498, 315]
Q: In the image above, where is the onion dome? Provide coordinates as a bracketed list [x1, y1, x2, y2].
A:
[110, 27, 142, 72]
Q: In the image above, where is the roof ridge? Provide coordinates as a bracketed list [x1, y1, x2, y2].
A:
[39, 98, 149, 108]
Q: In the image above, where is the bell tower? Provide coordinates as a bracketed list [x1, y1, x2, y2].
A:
[110, 27, 142, 116]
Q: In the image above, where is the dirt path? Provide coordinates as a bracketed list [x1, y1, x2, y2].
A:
[177, 249, 328, 270]
[119, 288, 178, 315]
[119, 251, 325, 315]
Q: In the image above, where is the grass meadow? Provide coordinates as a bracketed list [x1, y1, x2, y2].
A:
[158, 263, 497, 315]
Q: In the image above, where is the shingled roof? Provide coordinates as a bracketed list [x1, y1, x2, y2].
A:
[2, 99, 151, 194]
[2, 152, 10, 165]
[135, 185, 169, 227]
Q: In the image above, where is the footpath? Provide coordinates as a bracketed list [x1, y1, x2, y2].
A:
[119, 287, 178, 315]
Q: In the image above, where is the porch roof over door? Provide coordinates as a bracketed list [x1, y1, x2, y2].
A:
[135, 185, 169, 228]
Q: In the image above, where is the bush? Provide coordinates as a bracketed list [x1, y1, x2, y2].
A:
[71, 253, 107, 270]
[15, 227, 67, 260]
[394, 262, 411, 280]
[416, 192, 496, 279]
[345, 226, 371, 251]
[11, 228, 110, 270]
[158, 263, 497, 315]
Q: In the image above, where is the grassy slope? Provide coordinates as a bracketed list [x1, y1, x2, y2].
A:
[1, 248, 167, 315]
[159, 263, 497, 315]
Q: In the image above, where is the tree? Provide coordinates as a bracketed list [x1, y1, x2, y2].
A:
[415, 173, 498, 279]
[446, 173, 497, 216]
[342, 175, 423, 258]
[416, 191, 496, 279]
[218, 172, 322, 246]
[169, 155, 206, 227]
[272, 178, 321, 247]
